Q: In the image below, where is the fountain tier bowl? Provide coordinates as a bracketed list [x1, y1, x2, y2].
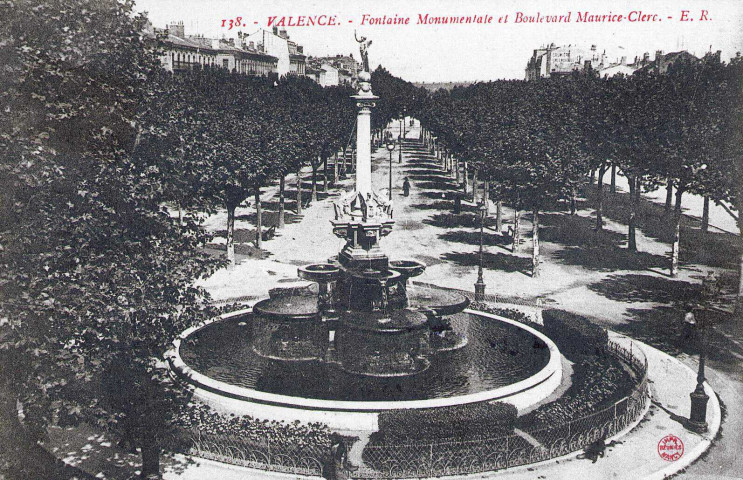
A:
[170, 308, 562, 431]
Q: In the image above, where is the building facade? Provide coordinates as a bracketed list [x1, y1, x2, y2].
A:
[246, 27, 307, 77]
[525, 43, 608, 80]
[155, 21, 278, 76]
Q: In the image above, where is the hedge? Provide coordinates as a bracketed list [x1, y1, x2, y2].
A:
[376, 401, 517, 441]
[541, 309, 608, 358]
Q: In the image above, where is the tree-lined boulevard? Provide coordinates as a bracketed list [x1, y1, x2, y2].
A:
[2, 1, 743, 479]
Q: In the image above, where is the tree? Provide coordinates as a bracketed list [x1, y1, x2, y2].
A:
[0, 2, 221, 477]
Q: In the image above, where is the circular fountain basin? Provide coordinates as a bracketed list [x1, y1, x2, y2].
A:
[298, 263, 341, 283]
[408, 288, 470, 316]
[252, 296, 325, 361]
[170, 309, 562, 431]
[336, 309, 431, 377]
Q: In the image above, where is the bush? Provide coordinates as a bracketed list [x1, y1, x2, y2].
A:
[172, 403, 331, 450]
[376, 402, 517, 441]
[518, 354, 634, 429]
[542, 309, 608, 358]
[469, 302, 533, 324]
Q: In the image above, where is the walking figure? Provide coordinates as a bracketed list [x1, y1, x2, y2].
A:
[680, 304, 697, 346]
[402, 177, 410, 197]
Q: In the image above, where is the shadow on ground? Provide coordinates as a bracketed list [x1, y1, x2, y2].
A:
[581, 187, 741, 269]
[438, 230, 513, 248]
[540, 213, 668, 271]
[441, 250, 531, 274]
[588, 273, 701, 304]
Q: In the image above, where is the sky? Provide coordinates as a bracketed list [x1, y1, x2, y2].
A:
[135, 0, 743, 82]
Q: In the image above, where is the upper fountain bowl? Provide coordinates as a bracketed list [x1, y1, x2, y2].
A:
[389, 259, 426, 278]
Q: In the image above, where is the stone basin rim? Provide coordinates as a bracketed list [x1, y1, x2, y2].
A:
[168, 307, 561, 412]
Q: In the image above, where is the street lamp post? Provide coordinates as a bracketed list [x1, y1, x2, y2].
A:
[687, 306, 709, 433]
[385, 140, 395, 201]
[474, 201, 487, 301]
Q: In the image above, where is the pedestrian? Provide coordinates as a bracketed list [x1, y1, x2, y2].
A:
[453, 193, 462, 214]
[680, 304, 697, 346]
[402, 177, 410, 197]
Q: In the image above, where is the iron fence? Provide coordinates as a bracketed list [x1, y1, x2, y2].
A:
[353, 339, 649, 478]
[179, 429, 328, 477]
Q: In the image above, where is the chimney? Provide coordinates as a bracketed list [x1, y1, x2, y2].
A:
[591, 44, 596, 51]
[249, 41, 255, 50]
[297, 46, 303, 54]
[272, 26, 278, 35]
[227, 38, 235, 46]
[655, 50, 664, 60]
[168, 21, 185, 37]
[279, 29, 288, 39]
[620, 56, 627, 65]
[642, 52, 650, 63]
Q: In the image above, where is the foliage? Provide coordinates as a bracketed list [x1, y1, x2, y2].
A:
[173, 403, 331, 450]
[376, 402, 517, 441]
[518, 354, 635, 428]
[0, 0, 222, 475]
[541, 309, 608, 358]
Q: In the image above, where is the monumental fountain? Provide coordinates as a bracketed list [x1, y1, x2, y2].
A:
[169, 43, 562, 431]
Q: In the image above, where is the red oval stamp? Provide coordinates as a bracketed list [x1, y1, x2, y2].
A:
[658, 434, 684, 461]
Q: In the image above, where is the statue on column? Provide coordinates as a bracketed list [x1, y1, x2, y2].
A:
[355, 31, 372, 73]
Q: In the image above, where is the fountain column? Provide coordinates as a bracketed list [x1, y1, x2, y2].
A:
[355, 100, 373, 197]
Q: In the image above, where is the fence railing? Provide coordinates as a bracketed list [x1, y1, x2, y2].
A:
[352, 339, 649, 479]
[177, 429, 328, 477]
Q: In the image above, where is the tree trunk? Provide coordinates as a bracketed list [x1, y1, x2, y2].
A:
[736, 198, 743, 314]
[176, 201, 183, 227]
[278, 175, 286, 229]
[455, 157, 460, 184]
[333, 152, 339, 184]
[463, 161, 469, 194]
[628, 176, 638, 252]
[702, 196, 710, 233]
[296, 168, 303, 214]
[570, 187, 577, 215]
[496, 201, 503, 232]
[670, 188, 683, 277]
[596, 164, 606, 230]
[226, 202, 236, 265]
[323, 157, 328, 192]
[472, 169, 479, 203]
[311, 161, 318, 202]
[513, 209, 521, 252]
[664, 180, 673, 214]
[254, 187, 262, 249]
[532, 209, 540, 278]
[483, 181, 490, 215]
[140, 433, 161, 479]
[589, 168, 595, 186]
[351, 148, 356, 173]
[341, 148, 347, 178]
[610, 164, 617, 193]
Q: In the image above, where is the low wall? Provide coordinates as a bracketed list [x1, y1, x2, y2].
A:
[168, 308, 562, 432]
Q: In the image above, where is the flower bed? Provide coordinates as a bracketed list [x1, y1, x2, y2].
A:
[375, 402, 517, 442]
[541, 309, 608, 358]
[517, 353, 635, 430]
[468, 302, 532, 324]
[171, 403, 331, 451]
